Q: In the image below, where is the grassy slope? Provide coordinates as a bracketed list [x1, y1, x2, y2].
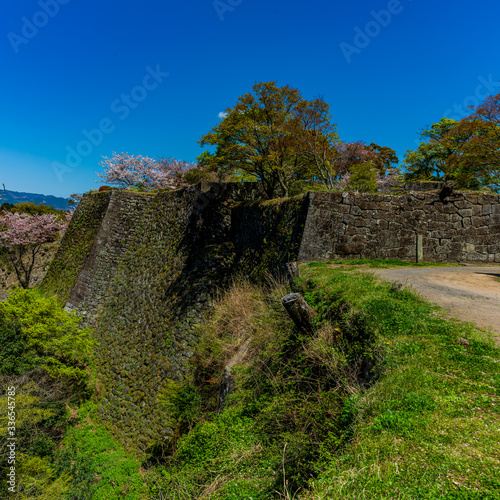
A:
[300, 263, 500, 499]
[149, 262, 500, 499]
[5, 260, 498, 499]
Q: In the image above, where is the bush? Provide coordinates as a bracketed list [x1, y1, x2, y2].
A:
[0, 309, 36, 375]
[0, 289, 95, 380]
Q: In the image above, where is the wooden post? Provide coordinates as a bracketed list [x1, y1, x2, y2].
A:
[416, 234, 423, 263]
[281, 293, 318, 334]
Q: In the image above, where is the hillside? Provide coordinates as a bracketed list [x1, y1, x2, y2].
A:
[1, 184, 499, 498]
[1, 189, 70, 210]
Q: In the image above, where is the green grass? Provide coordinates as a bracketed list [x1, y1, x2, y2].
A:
[151, 265, 500, 499]
[307, 258, 465, 269]
[298, 266, 500, 499]
[8, 261, 497, 499]
[54, 401, 148, 500]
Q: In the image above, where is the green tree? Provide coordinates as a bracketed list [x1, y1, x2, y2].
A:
[403, 118, 459, 181]
[198, 81, 339, 197]
[404, 91, 500, 191]
[348, 161, 379, 193]
[0, 289, 94, 379]
[368, 143, 399, 173]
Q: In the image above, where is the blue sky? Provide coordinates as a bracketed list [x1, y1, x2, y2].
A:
[1, 0, 499, 198]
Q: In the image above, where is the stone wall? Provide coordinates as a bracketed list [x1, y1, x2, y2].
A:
[47, 183, 263, 454]
[42, 184, 500, 456]
[298, 191, 500, 263]
[231, 193, 310, 279]
[40, 190, 112, 301]
[65, 190, 154, 322]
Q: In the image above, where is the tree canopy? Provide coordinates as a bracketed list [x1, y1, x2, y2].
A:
[198, 81, 340, 197]
[404, 91, 500, 191]
[0, 211, 70, 289]
[198, 81, 399, 196]
[97, 152, 210, 191]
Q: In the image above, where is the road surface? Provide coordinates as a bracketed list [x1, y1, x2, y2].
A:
[367, 266, 500, 343]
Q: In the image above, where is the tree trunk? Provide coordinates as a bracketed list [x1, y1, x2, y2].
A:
[281, 293, 318, 334]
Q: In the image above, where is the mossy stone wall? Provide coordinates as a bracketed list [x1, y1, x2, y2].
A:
[42, 184, 500, 456]
[299, 191, 500, 263]
[231, 193, 310, 279]
[40, 191, 112, 302]
[61, 184, 262, 454]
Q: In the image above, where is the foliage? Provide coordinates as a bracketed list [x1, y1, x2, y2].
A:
[156, 156, 205, 189]
[0, 210, 69, 288]
[0, 288, 94, 380]
[198, 81, 340, 197]
[153, 280, 367, 498]
[157, 379, 202, 436]
[403, 117, 463, 181]
[298, 264, 500, 499]
[66, 193, 82, 207]
[3, 201, 67, 218]
[0, 309, 35, 375]
[0, 374, 75, 499]
[150, 264, 500, 499]
[14, 454, 72, 500]
[199, 83, 399, 196]
[183, 166, 217, 185]
[97, 152, 159, 189]
[54, 402, 148, 500]
[0, 286, 142, 499]
[404, 90, 500, 191]
[346, 161, 378, 193]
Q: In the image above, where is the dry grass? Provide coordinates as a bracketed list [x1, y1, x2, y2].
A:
[207, 277, 290, 368]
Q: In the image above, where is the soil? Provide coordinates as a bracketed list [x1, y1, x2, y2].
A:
[366, 266, 500, 344]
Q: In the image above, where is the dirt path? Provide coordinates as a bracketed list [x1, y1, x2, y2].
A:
[367, 266, 500, 343]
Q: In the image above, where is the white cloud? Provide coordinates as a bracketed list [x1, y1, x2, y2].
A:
[218, 111, 228, 119]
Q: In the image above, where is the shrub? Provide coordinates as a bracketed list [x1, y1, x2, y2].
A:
[0, 289, 95, 380]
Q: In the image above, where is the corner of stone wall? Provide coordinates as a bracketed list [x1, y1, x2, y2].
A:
[40, 191, 113, 303]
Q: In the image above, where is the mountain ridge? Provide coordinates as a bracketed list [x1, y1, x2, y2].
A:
[1, 188, 70, 210]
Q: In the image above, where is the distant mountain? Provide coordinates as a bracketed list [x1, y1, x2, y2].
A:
[1, 189, 70, 210]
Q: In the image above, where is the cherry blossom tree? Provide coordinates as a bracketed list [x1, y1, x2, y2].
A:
[0, 211, 70, 289]
[67, 193, 83, 207]
[97, 152, 159, 189]
[154, 157, 198, 189]
[97, 152, 206, 190]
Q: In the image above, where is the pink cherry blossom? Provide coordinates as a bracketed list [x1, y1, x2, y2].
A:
[0, 211, 69, 289]
[96, 152, 201, 190]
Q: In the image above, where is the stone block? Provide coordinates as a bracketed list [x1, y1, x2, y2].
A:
[335, 243, 364, 255]
[350, 205, 362, 216]
[482, 204, 493, 215]
[470, 216, 487, 227]
[443, 203, 458, 214]
[453, 198, 473, 210]
[471, 205, 482, 216]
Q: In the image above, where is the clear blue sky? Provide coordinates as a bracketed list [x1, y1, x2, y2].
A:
[1, 0, 499, 198]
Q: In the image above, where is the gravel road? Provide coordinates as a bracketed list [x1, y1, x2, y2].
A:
[367, 266, 500, 343]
